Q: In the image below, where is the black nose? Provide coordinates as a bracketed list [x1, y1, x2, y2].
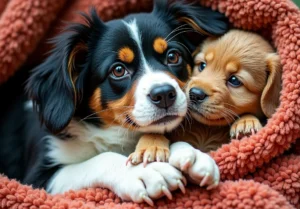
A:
[149, 84, 176, 109]
[189, 88, 208, 103]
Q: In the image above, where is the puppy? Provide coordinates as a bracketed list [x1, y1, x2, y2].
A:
[0, 0, 228, 206]
[167, 29, 281, 186]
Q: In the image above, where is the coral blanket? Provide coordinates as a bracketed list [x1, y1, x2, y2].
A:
[0, 0, 299, 208]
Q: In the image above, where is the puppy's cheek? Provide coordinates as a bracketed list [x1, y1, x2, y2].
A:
[105, 84, 137, 126]
[89, 88, 102, 113]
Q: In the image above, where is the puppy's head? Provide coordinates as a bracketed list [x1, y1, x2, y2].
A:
[27, 1, 228, 134]
[188, 29, 281, 126]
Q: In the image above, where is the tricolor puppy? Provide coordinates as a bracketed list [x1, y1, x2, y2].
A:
[0, 0, 228, 206]
[167, 30, 281, 186]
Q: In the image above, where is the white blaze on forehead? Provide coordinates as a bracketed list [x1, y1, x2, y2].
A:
[123, 19, 152, 73]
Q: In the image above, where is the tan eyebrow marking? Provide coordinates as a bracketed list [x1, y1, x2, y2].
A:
[205, 52, 214, 62]
[226, 62, 239, 74]
[118, 47, 135, 63]
[153, 37, 168, 54]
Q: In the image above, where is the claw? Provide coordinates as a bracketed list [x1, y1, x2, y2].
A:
[182, 176, 187, 186]
[251, 128, 255, 135]
[141, 193, 154, 206]
[181, 159, 191, 171]
[236, 132, 239, 139]
[162, 186, 172, 200]
[126, 156, 132, 166]
[200, 172, 210, 187]
[143, 159, 148, 167]
[177, 179, 186, 194]
[207, 180, 219, 190]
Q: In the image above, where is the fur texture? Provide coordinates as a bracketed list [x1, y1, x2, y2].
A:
[0, 0, 300, 208]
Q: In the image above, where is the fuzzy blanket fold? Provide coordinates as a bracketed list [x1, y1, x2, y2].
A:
[0, 0, 299, 208]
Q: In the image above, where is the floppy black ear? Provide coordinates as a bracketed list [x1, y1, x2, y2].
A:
[26, 8, 104, 134]
[154, 0, 228, 36]
[153, 0, 229, 49]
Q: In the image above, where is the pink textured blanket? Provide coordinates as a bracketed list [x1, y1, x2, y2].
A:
[0, 0, 299, 208]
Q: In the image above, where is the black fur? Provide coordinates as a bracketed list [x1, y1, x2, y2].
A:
[1, 0, 229, 190]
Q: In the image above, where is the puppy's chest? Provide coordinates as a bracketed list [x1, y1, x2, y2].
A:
[85, 125, 141, 155]
[169, 121, 230, 152]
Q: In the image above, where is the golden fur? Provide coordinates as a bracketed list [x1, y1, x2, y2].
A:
[128, 29, 282, 162]
[170, 29, 282, 152]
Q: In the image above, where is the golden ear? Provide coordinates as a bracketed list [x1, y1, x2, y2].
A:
[260, 53, 282, 118]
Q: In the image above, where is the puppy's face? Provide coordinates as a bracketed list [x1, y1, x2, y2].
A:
[187, 30, 281, 126]
[88, 17, 191, 133]
[28, 1, 228, 134]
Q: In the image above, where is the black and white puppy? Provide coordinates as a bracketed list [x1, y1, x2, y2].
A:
[0, 0, 228, 205]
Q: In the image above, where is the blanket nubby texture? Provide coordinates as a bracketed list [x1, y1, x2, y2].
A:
[0, 0, 299, 208]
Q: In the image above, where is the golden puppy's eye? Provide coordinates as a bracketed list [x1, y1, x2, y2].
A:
[167, 50, 181, 65]
[228, 75, 242, 87]
[111, 64, 128, 78]
[198, 62, 206, 72]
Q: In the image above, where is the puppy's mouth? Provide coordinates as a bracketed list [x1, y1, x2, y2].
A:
[125, 114, 180, 127]
[125, 115, 140, 128]
[150, 115, 179, 125]
[190, 105, 231, 125]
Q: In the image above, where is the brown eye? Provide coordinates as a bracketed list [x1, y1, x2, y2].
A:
[112, 65, 127, 78]
[167, 51, 181, 64]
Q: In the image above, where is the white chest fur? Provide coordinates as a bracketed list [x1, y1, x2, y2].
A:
[46, 120, 142, 165]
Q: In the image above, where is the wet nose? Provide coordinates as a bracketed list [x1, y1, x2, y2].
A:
[189, 88, 208, 103]
[149, 84, 176, 109]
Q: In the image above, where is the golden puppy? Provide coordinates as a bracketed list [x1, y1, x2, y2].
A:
[170, 29, 282, 152]
[128, 29, 282, 166]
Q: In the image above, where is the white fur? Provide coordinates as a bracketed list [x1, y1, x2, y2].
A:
[46, 120, 142, 165]
[123, 19, 152, 73]
[169, 142, 220, 189]
[46, 19, 190, 204]
[124, 19, 187, 134]
[133, 71, 187, 133]
[47, 151, 185, 204]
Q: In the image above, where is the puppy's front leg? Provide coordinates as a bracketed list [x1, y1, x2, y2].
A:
[230, 114, 262, 139]
[47, 152, 186, 206]
[127, 134, 170, 166]
[169, 142, 219, 190]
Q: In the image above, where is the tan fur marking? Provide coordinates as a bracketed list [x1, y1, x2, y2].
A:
[205, 52, 214, 62]
[89, 88, 102, 113]
[178, 17, 211, 36]
[128, 134, 170, 165]
[118, 47, 134, 63]
[153, 37, 168, 54]
[168, 29, 281, 155]
[99, 82, 137, 128]
[187, 64, 192, 77]
[68, 43, 87, 103]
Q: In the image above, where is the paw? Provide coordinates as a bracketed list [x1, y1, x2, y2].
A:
[117, 162, 186, 206]
[169, 148, 219, 190]
[127, 145, 170, 166]
[230, 115, 262, 139]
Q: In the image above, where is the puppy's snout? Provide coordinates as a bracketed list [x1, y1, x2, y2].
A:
[149, 84, 176, 109]
[189, 88, 208, 103]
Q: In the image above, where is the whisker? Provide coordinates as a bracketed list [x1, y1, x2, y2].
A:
[80, 106, 134, 122]
[164, 24, 189, 40]
[168, 41, 191, 55]
[166, 29, 195, 42]
[167, 29, 203, 42]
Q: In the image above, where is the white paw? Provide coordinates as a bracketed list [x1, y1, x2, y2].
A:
[116, 162, 186, 206]
[169, 147, 219, 190]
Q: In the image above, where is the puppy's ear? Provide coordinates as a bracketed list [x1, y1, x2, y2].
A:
[27, 8, 104, 134]
[153, 0, 229, 37]
[260, 53, 282, 118]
